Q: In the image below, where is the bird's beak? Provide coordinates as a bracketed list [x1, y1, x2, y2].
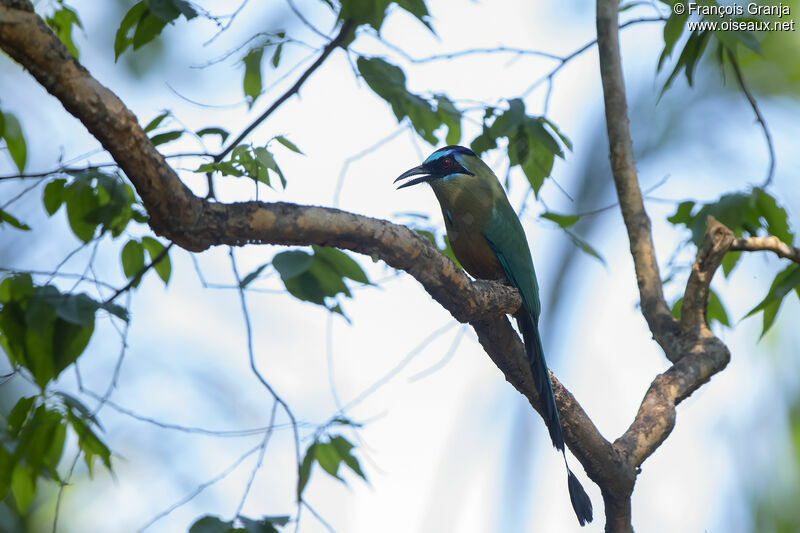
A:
[394, 164, 431, 189]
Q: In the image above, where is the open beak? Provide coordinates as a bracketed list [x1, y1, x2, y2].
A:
[394, 164, 431, 189]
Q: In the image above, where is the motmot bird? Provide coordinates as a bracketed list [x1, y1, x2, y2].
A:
[395, 145, 593, 526]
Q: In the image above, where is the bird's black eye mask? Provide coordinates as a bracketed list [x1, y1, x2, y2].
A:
[394, 154, 474, 189]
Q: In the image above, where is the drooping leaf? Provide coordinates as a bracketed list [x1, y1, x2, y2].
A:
[275, 135, 303, 154]
[188, 515, 232, 533]
[143, 111, 170, 133]
[243, 47, 264, 108]
[0, 208, 31, 230]
[141, 236, 171, 284]
[357, 57, 456, 145]
[707, 288, 730, 327]
[196, 127, 230, 144]
[297, 442, 316, 498]
[239, 263, 270, 288]
[114, 2, 148, 60]
[46, 5, 84, 58]
[541, 211, 579, 228]
[1, 112, 26, 173]
[10, 463, 35, 513]
[312, 245, 370, 284]
[563, 227, 605, 265]
[150, 130, 183, 147]
[272, 251, 313, 280]
[745, 263, 800, 338]
[43, 178, 67, 215]
[121, 239, 145, 279]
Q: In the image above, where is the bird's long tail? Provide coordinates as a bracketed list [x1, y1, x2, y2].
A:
[516, 311, 593, 526]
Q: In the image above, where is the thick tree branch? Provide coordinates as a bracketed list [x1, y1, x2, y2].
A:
[731, 235, 800, 263]
[0, 2, 619, 487]
[595, 0, 680, 362]
[0, 3, 752, 531]
[595, 1, 734, 530]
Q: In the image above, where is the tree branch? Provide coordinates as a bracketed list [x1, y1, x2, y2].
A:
[215, 19, 354, 162]
[731, 235, 800, 264]
[595, 0, 680, 362]
[0, 0, 624, 505]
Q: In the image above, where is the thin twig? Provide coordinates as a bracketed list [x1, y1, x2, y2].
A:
[727, 49, 776, 188]
[228, 248, 303, 508]
[139, 444, 263, 531]
[286, 0, 329, 39]
[234, 402, 279, 518]
[103, 242, 174, 304]
[215, 20, 354, 162]
[522, 16, 666, 98]
[52, 449, 82, 533]
[81, 389, 295, 437]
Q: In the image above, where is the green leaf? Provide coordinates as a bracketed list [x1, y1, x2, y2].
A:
[0, 208, 31, 230]
[196, 127, 230, 144]
[143, 111, 170, 133]
[329, 435, 366, 480]
[55, 391, 102, 429]
[721, 250, 741, 277]
[43, 178, 67, 215]
[240, 263, 269, 288]
[7, 396, 36, 436]
[243, 47, 264, 108]
[658, 10, 689, 72]
[274, 135, 303, 154]
[67, 412, 112, 476]
[239, 515, 289, 533]
[541, 211, 579, 228]
[563, 227, 605, 265]
[50, 292, 101, 326]
[745, 263, 800, 337]
[46, 6, 83, 59]
[150, 130, 183, 147]
[314, 441, 343, 480]
[272, 251, 313, 279]
[435, 95, 461, 146]
[189, 516, 233, 533]
[147, 0, 197, 21]
[707, 288, 730, 327]
[667, 200, 695, 225]
[312, 245, 370, 284]
[357, 56, 444, 145]
[11, 463, 35, 513]
[1, 112, 26, 173]
[253, 146, 286, 188]
[394, 0, 433, 32]
[121, 239, 145, 279]
[132, 11, 168, 51]
[297, 442, 315, 498]
[114, 2, 147, 60]
[271, 42, 283, 68]
[755, 188, 794, 245]
[141, 236, 171, 284]
[64, 177, 99, 242]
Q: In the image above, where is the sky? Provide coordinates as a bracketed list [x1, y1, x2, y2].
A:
[1, 1, 799, 532]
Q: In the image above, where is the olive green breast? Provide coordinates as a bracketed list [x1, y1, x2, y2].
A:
[429, 173, 506, 281]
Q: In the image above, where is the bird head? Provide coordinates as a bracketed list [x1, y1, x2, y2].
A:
[394, 145, 477, 189]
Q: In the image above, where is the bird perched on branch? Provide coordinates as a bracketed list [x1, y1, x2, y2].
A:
[395, 145, 593, 526]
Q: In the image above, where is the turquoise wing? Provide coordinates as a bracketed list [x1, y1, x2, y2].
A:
[482, 199, 541, 321]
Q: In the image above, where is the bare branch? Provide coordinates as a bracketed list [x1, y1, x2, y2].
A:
[731, 235, 800, 264]
[595, 0, 680, 361]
